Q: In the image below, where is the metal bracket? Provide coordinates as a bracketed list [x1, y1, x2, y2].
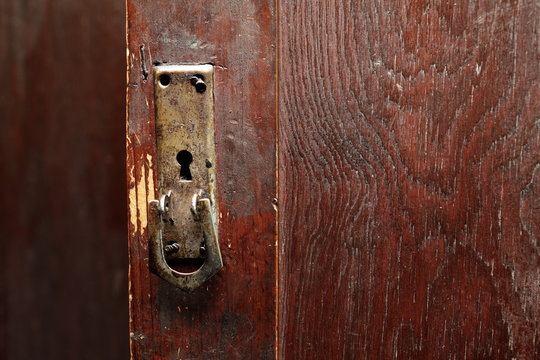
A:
[148, 64, 222, 292]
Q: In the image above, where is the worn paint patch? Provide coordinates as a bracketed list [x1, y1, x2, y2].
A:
[128, 159, 138, 234]
[136, 159, 148, 231]
[130, 331, 147, 343]
[146, 154, 155, 199]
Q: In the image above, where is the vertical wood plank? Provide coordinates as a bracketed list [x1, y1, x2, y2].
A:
[0, 0, 128, 359]
[126, 1, 277, 358]
[279, 0, 539, 359]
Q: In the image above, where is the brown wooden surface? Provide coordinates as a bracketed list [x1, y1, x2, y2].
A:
[279, 0, 539, 359]
[126, 0, 277, 358]
[127, 0, 539, 359]
[0, 0, 129, 359]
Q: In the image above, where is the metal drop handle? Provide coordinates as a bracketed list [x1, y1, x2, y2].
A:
[148, 191, 223, 292]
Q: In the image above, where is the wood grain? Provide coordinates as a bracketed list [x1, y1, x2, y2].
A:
[126, 0, 277, 358]
[0, 0, 128, 358]
[278, 0, 540, 359]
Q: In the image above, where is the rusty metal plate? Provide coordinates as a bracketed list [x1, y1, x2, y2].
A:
[153, 64, 217, 260]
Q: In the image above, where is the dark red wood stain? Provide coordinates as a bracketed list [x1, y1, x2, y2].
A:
[126, 0, 277, 358]
[279, 0, 539, 359]
[0, 0, 128, 359]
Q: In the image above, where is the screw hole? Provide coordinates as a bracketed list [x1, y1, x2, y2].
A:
[159, 74, 171, 87]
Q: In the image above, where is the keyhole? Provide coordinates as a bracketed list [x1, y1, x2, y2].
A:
[176, 150, 193, 181]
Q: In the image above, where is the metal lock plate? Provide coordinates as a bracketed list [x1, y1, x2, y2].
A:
[148, 64, 222, 292]
[154, 64, 217, 261]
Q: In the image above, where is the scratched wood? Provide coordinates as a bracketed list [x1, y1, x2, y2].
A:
[278, 0, 539, 359]
[126, 0, 277, 358]
[0, 0, 128, 359]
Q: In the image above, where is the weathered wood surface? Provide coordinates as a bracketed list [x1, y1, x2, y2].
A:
[0, 0, 128, 359]
[279, 0, 539, 359]
[126, 0, 277, 358]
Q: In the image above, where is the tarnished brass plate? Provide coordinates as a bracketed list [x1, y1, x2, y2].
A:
[153, 64, 217, 260]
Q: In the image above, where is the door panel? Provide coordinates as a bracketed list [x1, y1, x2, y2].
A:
[126, 1, 277, 358]
[279, 1, 539, 359]
[0, 0, 128, 359]
[128, 0, 539, 359]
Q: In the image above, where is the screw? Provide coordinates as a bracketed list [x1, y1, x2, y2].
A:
[190, 75, 207, 93]
[199, 245, 207, 257]
[164, 243, 180, 254]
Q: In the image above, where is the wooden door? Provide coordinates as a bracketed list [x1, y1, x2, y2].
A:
[126, 1, 277, 358]
[1, 0, 129, 359]
[127, 0, 539, 359]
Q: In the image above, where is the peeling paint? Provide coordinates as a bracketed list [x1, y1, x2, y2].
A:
[146, 154, 154, 197]
[128, 161, 138, 234]
[136, 164, 148, 231]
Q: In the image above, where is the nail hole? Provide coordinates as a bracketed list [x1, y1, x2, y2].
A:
[159, 74, 171, 87]
[176, 150, 193, 181]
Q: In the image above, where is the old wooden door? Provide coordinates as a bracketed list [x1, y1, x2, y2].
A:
[127, 0, 539, 359]
[1, 0, 129, 359]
